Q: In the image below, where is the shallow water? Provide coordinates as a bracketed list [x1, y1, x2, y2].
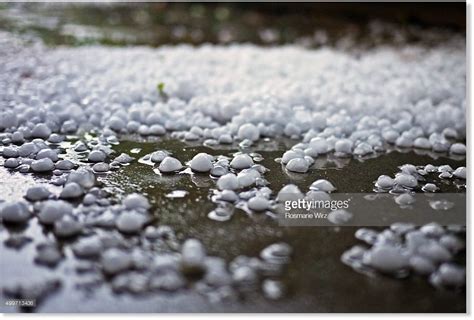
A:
[1, 137, 465, 312]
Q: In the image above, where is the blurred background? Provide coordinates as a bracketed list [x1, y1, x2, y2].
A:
[0, 2, 466, 49]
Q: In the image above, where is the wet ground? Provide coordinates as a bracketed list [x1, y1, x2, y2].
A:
[0, 3, 467, 313]
[0, 137, 466, 313]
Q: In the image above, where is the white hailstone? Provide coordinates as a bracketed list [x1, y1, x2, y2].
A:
[72, 236, 102, 257]
[0, 201, 31, 223]
[424, 164, 438, 173]
[248, 196, 270, 212]
[417, 242, 452, 263]
[422, 183, 438, 192]
[25, 185, 51, 201]
[59, 182, 84, 199]
[413, 137, 431, 149]
[355, 228, 378, 245]
[260, 242, 292, 264]
[305, 190, 331, 202]
[281, 150, 304, 164]
[158, 157, 183, 173]
[11, 131, 24, 144]
[364, 245, 409, 274]
[31, 123, 52, 139]
[304, 147, 318, 158]
[453, 167, 466, 179]
[2, 146, 19, 158]
[442, 127, 459, 139]
[218, 134, 233, 144]
[237, 123, 260, 141]
[36, 149, 58, 162]
[276, 184, 304, 202]
[210, 165, 228, 177]
[409, 255, 436, 275]
[232, 265, 258, 285]
[55, 159, 74, 170]
[18, 142, 37, 157]
[184, 132, 199, 141]
[217, 190, 239, 202]
[395, 135, 413, 148]
[382, 130, 399, 144]
[82, 193, 97, 206]
[101, 248, 132, 274]
[309, 137, 329, 154]
[400, 164, 417, 175]
[150, 150, 168, 163]
[38, 200, 73, 225]
[230, 154, 254, 169]
[419, 223, 444, 238]
[48, 133, 64, 143]
[88, 150, 106, 162]
[4, 158, 19, 168]
[54, 215, 83, 237]
[31, 158, 55, 172]
[375, 175, 394, 189]
[334, 139, 353, 154]
[67, 167, 95, 189]
[149, 124, 166, 135]
[35, 243, 62, 267]
[217, 173, 239, 190]
[431, 263, 465, 287]
[439, 172, 452, 179]
[114, 153, 134, 164]
[309, 179, 336, 193]
[438, 164, 453, 173]
[237, 169, 261, 187]
[450, 143, 466, 155]
[394, 173, 417, 188]
[190, 153, 213, 172]
[92, 162, 109, 172]
[327, 209, 353, 225]
[181, 238, 206, 274]
[115, 211, 147, 233]
[395, 193, 416, 206]
[286, 158, 309, 173]
[439, 235, 464, 254]
[353, 142, 373, 156]
[208, 206, 234, 222]
[123, 193, 150, 210]
[262, 280, 284, 300]
[107, 117, 126, 132]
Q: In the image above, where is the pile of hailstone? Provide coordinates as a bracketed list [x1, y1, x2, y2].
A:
[0, 34, 466, 161]
[342, 223, 465, 289]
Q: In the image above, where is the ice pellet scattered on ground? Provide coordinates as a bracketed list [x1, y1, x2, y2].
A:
[217, 173, 239, 190]
[309, 179, 336, 193]
[327, 209, 353, 225]
[248, 196, 270, 212]
[31, 158, 54, 172]
[59, 182, 84, 199]
[181, 238, 206, 275]
[123, 193, 150, 210]
[0, 201, 31, 223]
[343, 223, 465, 288]
[116, 211, 148, 233]
[25, 185, 51, 201]
[38, 200, 73, 225]
[101, 248, 132, 275]
[158, 156, 183, 173]
[285, 158, 309, 173]
[190, 153, 213, 172]
[230, 154, 254, 170]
